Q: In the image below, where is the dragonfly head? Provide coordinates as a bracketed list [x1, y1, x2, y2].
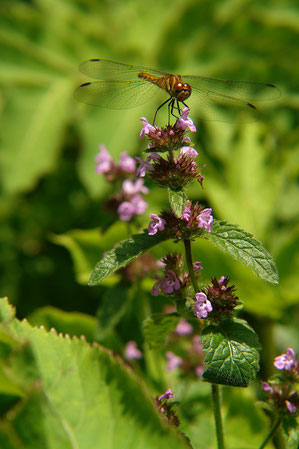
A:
[175, 82, 192, 101]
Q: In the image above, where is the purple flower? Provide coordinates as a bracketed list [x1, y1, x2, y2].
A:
[135, 153, 159, 178]
[193, 261, 203, 271]
[179, 146, 198, 158]
[262, 382, 273, 392]
[95, 145, 114, 174]
[197, 208, 213, 232]
[166, 352, 183, 371]
[274, 348, 296, 371]
[181, 203, 191, 222]
[161, 270, 180, 294]
[117, 201, 136, 221]
[175, 319, 193, 336]
[130, 194, 148, 215]
[175, 107, 197, 132]
[119, 152, 136, 173]
[151, 270, 180, 296]
[147, 213, 166, 235]
[122, 179, 149, 195]
[195, 365, 204, 377]
[194, 292, 213, 319]
[140, 117, 156, 138]
[285, 400, 296, 414]
[158, 388, 174, 402]
[124, 341, 142, 360]
[151, 274, 163, 296]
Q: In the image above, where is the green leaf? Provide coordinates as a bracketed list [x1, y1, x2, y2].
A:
[28, 306, 97, 343]
[51, 222, 128, 284]
[168, 188, 187, 218]
[1, 81, 72, 195]
[201, 319, 261, 387]
[205, 220, 279, 284]
[0, 298, 189, 449]
[96, 281, 132, 338]
[88, 231, 170, 285]
[143, 313, 181, 349]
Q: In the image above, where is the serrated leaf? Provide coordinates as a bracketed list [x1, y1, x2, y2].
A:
[205, 220, 279, 284]
[201, 319, 261, 387]
[0, 298, 189, 449]
[88, 231, 170, 285]
[168, 189, 187, 218]
[143, 313, 181, 349]
[28, 306, 97, 343]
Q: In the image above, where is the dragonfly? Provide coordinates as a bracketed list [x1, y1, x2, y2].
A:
[74, 59, 280, 123]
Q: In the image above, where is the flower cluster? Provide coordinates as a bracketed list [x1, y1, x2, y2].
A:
[95, 145, 136, 181]
[140, 107, 196, 151]
[146, 202, 214, 240]
[139, 149, 203, 191]
[136, 110, 203, 191]
[262, 348, 299, 417]
[105, 178, 148, 221]
[193, 277, 238, 321]
[152, 270, 180, 296]
[150, 253, 202, 298]
[154, 389, 180, 427]
[95, 145, 149, 222]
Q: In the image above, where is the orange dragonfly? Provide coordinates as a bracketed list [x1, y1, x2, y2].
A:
[74, 59, 280, 123]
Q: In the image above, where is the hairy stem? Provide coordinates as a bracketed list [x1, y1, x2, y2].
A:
[258, 417, 282, 449]
[183, 239, 199, 292]
[212, 384, 225, 449]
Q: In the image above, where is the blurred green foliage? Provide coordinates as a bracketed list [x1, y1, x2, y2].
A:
[0, 0, 298, 445]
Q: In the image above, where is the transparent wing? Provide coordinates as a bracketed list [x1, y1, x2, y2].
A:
[78, 59, 168, 81]
[183, 75, 281, 101]
[184, 88, 260, 122]
[74, 79, 165, 109]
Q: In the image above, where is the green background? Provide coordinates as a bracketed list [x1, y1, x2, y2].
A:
[0, 0, 298, 447]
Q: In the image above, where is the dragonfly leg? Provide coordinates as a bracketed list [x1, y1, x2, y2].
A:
[169, 99, 181, 120]
[176, 99, 182, 115]
[153, 97, 172, 125]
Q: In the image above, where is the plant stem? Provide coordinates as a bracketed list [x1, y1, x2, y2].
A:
[184, 239, 225, 449]
[212, 384, 225, 449]
[258, 417, 282, 449]
[183, 239, 199, 292]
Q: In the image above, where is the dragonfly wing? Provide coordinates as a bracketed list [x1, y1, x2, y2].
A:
[74, 79, 163, 109]
[78, 59, 168, 80]
[185, 88, 260, 123]
[183, 76, 280, 101]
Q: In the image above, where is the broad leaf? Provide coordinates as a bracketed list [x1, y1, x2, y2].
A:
[143, 313, 181, 349]
[201, 319, 261, 387]
[28, 306, 97, 343]
[168, 189, 187, 218]
[0, 298, 189, 449]
[205, 220, 279, 284]
[88, 231, 170, 285]
[96, 281, 133, 338]
[51, 222, 128, 284]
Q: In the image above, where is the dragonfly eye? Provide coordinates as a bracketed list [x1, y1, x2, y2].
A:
[176, 83, 192, 101]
